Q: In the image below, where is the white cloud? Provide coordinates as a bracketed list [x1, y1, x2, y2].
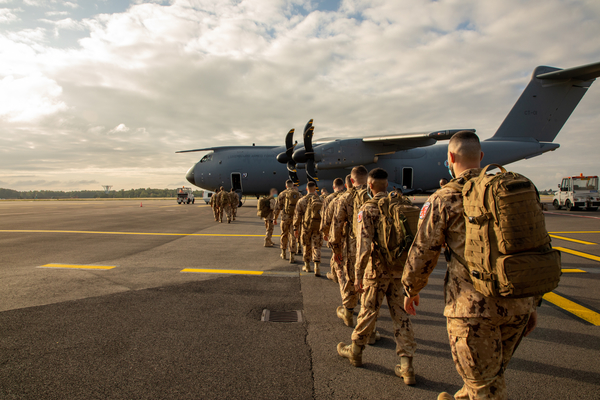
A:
[109, 123, 130, 134]
[0, 8, 18, 23]
[0, 74, 67, 122]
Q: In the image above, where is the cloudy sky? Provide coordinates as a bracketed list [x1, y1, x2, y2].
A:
[0, 0, 599, 191]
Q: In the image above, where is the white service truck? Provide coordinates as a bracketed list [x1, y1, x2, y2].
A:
[553, 174, 599, 211]
[176, 187, 195, 204]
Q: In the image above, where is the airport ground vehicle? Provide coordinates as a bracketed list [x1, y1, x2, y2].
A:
[553, 174, 600, 211]
[176, 187, 195, 204]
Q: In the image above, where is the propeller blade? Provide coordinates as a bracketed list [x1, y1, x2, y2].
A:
[303, 126, 314, 155]
[303, 119, 313, 135]
[285, 129, 295, 157]
[306, 159, 319, 186]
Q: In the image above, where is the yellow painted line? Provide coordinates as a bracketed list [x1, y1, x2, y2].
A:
[561, 268, 587, 273]
[550, 235, 597, 245]
[554, 247, 600, 263]
[549, 231, 600, 234]
[0, 230, 279, 238]
[543, 292, 600, 326]
[39, 263, 115, 270]
[181, 268, 264, 275]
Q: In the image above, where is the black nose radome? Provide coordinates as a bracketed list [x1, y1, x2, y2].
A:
[186, 165, 195, 185]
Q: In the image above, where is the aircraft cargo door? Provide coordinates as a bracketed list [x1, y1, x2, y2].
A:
[402, 167, 413, 190]
[231, 172, 243, 192]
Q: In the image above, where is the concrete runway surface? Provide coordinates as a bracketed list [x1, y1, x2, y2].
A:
[1, 199, 599, 399]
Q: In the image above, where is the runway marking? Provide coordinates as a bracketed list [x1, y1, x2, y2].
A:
[181, 268, 297, 277]
[544, 211, 600, 220]
[554, 247, 600, 263]
[38, 263, 115, 270]
[550, 235, 596, 245]
[0, 229, 280, 238]
[561, 268, 587, 273]
[543, 292, 600, 326]
[549, 231, 600, 234]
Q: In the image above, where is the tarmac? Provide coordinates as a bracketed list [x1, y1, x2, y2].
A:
[1, 198, 599, 399]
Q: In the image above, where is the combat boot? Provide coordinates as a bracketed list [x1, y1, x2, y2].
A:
[395, 356, 416, 385]
[303, 262, 311, 272]
[368, 330, 381, 345]
[437, 393, 453, 400]
[336, 306, 354, 327]
[337, 342, 363, 367]
[264, 240, 273, 248]
[280, 250, 287, 260]
[314, 262, 321, 277]
[326, 271, 338, 283]
[289, 252, 295, 263]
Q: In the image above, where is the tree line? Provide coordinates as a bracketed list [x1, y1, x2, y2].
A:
[0, 188, 204, 200]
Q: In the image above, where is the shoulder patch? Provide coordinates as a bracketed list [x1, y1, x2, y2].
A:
[419, 202, 431, 219]
[357, 210, 363, 223]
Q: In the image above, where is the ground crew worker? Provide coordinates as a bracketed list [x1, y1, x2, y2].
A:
[320, 178, 346, 282]
[210, 188, 220, 222]
[230, 189, 238, 221]
[337, 168, 417, 385]
[263, 188, 277, 247]
[215, 186, 225, 223]
[293, 181, 322, 275]
[329, 165, 368, 327]
[274, 180, 298, 263]
[402, 131, 539, 400]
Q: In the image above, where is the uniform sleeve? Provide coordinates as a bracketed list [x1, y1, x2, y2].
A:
[402, 194, 447, 297]
[354, 205, 375, 282]
[330, 199, 347, 245]
[293, 199, 305, 230]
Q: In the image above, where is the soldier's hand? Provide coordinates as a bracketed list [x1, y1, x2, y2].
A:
[355, 280, 364, 294]
[524, 310, 538, 337]
[334, 252, 342, 264]
[294, 230, 299, 238]
[404, 294, 420, 316]
[323, 235, 329, 242]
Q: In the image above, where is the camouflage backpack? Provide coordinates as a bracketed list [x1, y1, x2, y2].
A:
[219, 191, 231, 207]
[368, 192, 420, 268]
[257, 196, 273, 218]
[352, 187, 371, 237]
[447, 164, 561, 298]
[303, 195, 323, 232]
[284, 190, 301, 215]
[229, 191, 239, 206]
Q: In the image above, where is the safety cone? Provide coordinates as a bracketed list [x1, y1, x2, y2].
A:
[140, 202, 143, 207]
[413, 196, 415, 201]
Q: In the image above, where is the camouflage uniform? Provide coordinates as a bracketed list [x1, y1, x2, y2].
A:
[402, 168, 536, 400]
[321, 191, 344, 277]
[350, 191, 417, 357]
[215, 192, 224, 222]
[264, 196, 276, 245]
[294, 193, 322, 263]
[222, 194, 233, 223]
[230, 192, 238, 220]
[209, 192, 219, 221]
[275, 189, 297, 254]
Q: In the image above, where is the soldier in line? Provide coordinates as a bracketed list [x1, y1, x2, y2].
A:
[263, 188, 278, 247]
[293, 181, 323, 276]
[215, 186, 225, 223]
[320, 188, 329, 201]
[230, 189, 239, 221]
[337, 168, 417, 386]
[329, 166, 368, 328]
[210, 188, 220, 222]
[402, 131, 539, 400]
[220, 187, 234, 224]
[274, 180, 300, 263]
[320, 178, 346, 282]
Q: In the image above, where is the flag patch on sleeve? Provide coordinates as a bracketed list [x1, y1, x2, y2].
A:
[419, 202, 431, 219]
[357, 211, 363, 223]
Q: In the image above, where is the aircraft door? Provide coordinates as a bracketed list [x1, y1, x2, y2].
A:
[402, 167, 413, 190]
[231, 172, 243, 192]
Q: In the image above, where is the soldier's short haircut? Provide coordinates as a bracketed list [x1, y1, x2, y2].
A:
[307, 181, 317, 189]
[351, 165, 368, 178]
[285, 179, 294, 188]
[368, 168, 388, 181]
[345, 174, 352, 188]
[333, 178, 344, 188]
[219, 186, 224, 191]
[449, 131, 481, 161]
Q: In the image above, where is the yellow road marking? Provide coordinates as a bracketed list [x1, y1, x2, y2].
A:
[181, 268, 264, 275]
[554, 247, 600, 263]
[543, 292, 600, 326]
[550, 235, 597, 245]
[561, 268, 587, 273]
[39, 263, 115, 270]
[549, 231, 600, 234]
[0, 230, 279, 238]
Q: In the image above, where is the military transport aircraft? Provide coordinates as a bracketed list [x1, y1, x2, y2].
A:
[178, 61, 600, 197]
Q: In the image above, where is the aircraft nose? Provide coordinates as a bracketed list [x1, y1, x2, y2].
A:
[186, 165, 195, 185]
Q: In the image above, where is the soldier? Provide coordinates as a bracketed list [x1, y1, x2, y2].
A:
[337, 168, 417, 385]
[220, 187, 234, 224]
[215, 186, 225, 223]
[293, 181, 323, 276]
[263, 188, 278, 247]
[320, 178, 346, 282]
[230, 188, 239, 221]
[209, 188, 220, 222]
[320, 188, 329, 201]
[439, 178, 448, 187]
[274, 180, 299, 263]
[329, 165, 368, 328]
[402, 131, 539, 400]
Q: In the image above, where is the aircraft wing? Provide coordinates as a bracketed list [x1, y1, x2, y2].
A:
[536, 61, 600, 81]
[362, 129, 475, 147]
[176, 146, 278, 153]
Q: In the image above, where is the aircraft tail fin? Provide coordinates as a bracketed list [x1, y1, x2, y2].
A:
[490, 61, 600, 142]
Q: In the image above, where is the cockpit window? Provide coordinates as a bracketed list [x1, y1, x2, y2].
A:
[200, 153, 213, 163]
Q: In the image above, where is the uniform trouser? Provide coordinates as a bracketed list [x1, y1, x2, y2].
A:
[447, 314, 530, 400]
[280, 214, 296, 252]
[224, 205, 233, 221]
[351, 278, 416, 358]
[264, 217, 274, 243]
[232, 205, 237, 219]
[217, 207, 223, 221]
[335, 236, 359, 310]
[212, 206, 219, 221]
[302, 230, 322, 262]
